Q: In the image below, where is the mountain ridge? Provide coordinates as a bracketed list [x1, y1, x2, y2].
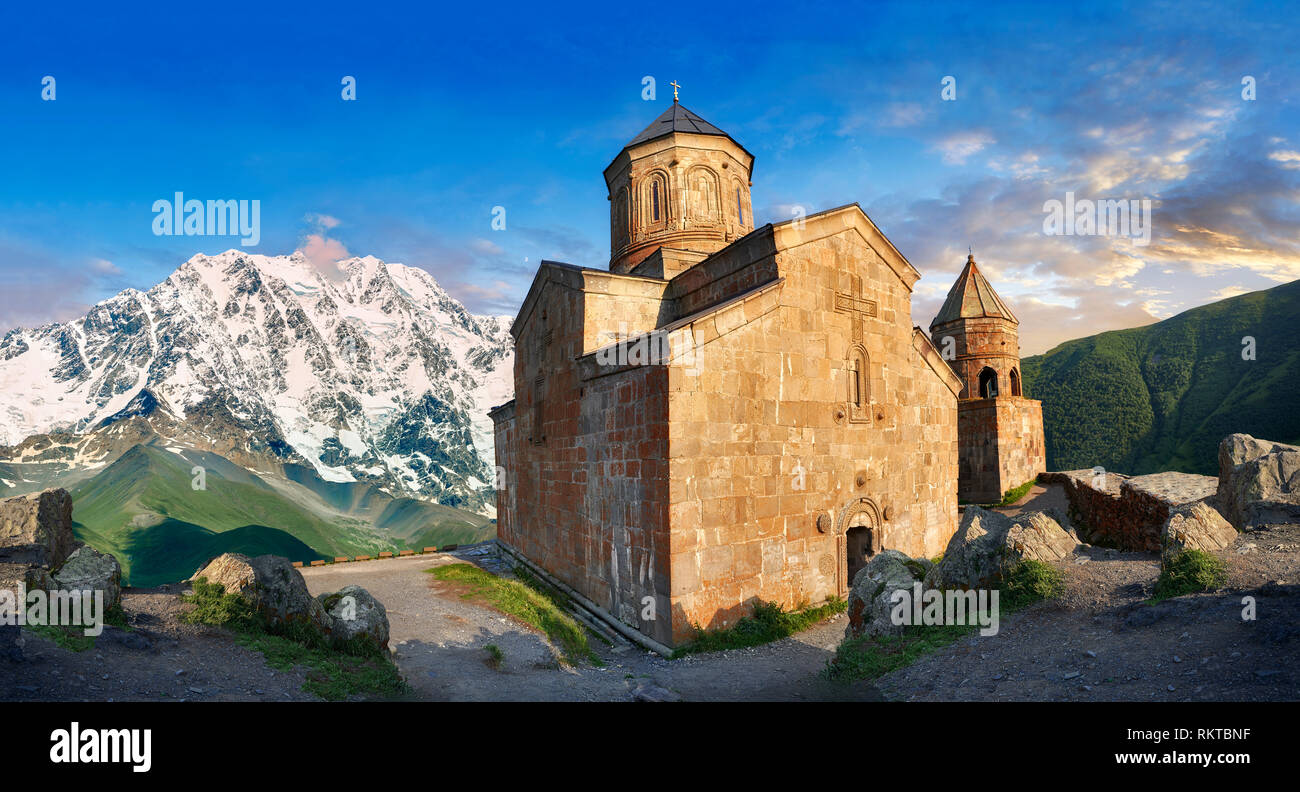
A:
[0, 249, 514, 514]
[1022, 278, 1300, 475]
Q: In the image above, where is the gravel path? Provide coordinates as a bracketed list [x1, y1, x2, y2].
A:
[300, 550, 882, 701]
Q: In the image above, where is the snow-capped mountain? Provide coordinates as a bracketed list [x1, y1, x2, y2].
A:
[0, 250, 514, 514]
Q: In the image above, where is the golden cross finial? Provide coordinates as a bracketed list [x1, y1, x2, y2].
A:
[670, 80, 680, 102]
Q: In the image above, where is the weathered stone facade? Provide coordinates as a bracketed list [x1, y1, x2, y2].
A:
[929, 255, 1046, 503]
[491, 102, 963, 647]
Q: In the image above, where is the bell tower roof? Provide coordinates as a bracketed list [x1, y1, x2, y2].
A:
[932, 253, 1018, 327]
[621, 102, 755, 163]
[627, 102, 728, 147]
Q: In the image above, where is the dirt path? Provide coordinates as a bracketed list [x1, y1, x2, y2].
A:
[300, 549, 881, 701]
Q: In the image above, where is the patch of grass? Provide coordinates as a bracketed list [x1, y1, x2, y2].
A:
[427, 563, 601, 665]
[1152, 549, 1227, 602]
[999, 479, 1036, 506]
[181, 579, 260, 630]
[513, 565, 611, 648]
[825, 622, 975, 682]
[104, 604, 132, 630]
[182, 577, 409, 701]
[1002, 558, 1064, 609]
[672, 597, 847, 658]
[484, 643, 504, 669]
[27, 623, 97, 652]
[234, 631, 409, 701]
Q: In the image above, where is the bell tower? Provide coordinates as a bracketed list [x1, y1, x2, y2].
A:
[604, 91, 755, 277]
[930, 253, 1045, 503]
[929, 253, 1023, 400]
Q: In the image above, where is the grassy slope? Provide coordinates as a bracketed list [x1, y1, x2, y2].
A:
[1021, 279, 1300, 475]
[69, 444, 493, 585]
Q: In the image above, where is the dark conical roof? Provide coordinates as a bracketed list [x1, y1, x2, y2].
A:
[932, 254, 1018, 327]
[626, 102, 732, 148]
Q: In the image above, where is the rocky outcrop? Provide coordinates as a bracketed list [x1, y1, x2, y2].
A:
[318, 585, 389, 650]
[846, 550, 931, 638]
[1217, 434, 1300, 529]
[1, 488, 129, 658]
[0, 489, 75, 568]
[925, 506, 1078, 591]
[1039, 470, 1217, 551]
[192, 553, 329, 633]
[52, 545, 123, 610]
[1160, 501, 1237, 564]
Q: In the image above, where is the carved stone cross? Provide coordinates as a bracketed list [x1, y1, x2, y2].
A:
[834, 274, 878, 342]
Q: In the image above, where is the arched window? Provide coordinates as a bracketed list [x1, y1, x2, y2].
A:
[736, 187, 744, 224]
[978, 367, 999, 399]
[651, 181, 661, 222]
[848, 346, 870, 422]
[1010, 367, 1022, 396]
[613, 187, 629, 249]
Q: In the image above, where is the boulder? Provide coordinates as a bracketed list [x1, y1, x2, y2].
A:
[846, 549, 928, 638]
[318, 585, 390, 650]
[52, 544, 123, 610]
[192, 553, 328, 632]
[1006, 510, 1080, 562]
[1217, 434, 1300, 528]
[1161, 501, 1237, 563]
[926, 506, 1078, 591]
[0, 489, 75, 568]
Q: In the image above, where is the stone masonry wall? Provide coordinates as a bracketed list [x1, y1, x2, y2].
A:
[957, 397, 1045, 504]
[663, 228, 958, 643]
[497, 269, 674, 646]
[1040, 470, 1218, 551]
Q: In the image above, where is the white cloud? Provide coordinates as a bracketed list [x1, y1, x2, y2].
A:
[934, 131, 995, 165]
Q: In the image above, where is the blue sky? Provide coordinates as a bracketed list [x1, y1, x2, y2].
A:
[2, 0, 1298, 353]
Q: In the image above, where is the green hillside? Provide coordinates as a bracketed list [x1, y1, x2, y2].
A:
[68, 444, 494, 586]
[115, 519, 327, 587]
[1021, 279, 1300, 475]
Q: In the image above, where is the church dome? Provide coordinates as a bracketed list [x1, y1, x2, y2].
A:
[604, 95, 756, 276]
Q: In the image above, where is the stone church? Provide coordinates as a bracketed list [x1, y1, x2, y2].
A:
[490, 99, 1034, 648]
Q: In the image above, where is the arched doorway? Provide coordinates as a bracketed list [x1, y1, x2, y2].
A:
[837, 498, 883, 594]
[846, 516, 875, 587]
